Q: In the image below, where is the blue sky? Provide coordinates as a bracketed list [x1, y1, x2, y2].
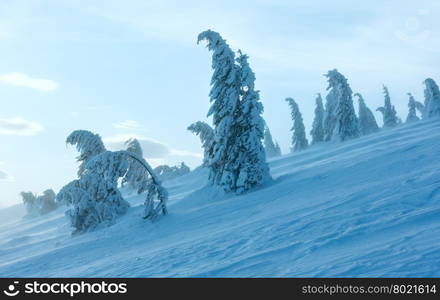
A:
[0, 0, 439, 207]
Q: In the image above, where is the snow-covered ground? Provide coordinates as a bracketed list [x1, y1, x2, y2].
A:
[1, 119, 440, 277]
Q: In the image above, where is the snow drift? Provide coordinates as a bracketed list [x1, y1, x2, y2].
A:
[1, 119, 440, 277]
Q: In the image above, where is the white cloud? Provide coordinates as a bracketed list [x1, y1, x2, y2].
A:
[0, 169, 14, 182]
[0, 72, 58, 91]
[104, 133, 169, 158]
[113, 120, 143, 130]
[103, 133, 202, 167]
[0, 117, 44, 136]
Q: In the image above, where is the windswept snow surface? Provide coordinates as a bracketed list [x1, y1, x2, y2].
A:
[1, 120, 440, 277]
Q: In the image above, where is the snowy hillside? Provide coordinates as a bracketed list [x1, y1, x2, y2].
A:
[1, 119, 440, 277]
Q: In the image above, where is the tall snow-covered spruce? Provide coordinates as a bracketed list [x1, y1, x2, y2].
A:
[324, 69, 359, 141]
[355, 93, 379, 135]
[406, 93, 420, 123]
[264, 124, 281, 158]
[198, 30, 270, 194]
[377, 85, 398, 128]
[187, 121, 214, 166]
[310, 93, 325, 144]
[286, 97, 308, 152]
[197, 30, 240, 190]
[423, 78, 440, 118]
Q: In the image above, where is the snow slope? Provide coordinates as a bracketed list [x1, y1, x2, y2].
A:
[1, 119, 440, 277]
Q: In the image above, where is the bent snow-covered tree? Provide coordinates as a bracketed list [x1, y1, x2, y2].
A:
[355, 93, 379, 135]
[66, 130, 106, 176]
[406, 93, 420, 123]
[377, 86, 398, 128]
[310, 93, 325, 144]
[59, 131, 168, 233]
[187, 121, 214, 166]
[325, 70, 359, 141]
[423, 78, 440, 118]
[198, 30, 270, 193]
[264, 124, 281, 158]
[119, 151, 168, 220]
[57, 151, 130, 234]
[286, 98, 308, 152]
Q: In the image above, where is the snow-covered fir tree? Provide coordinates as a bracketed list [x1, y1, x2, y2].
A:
[230, 50, 270, 194]
[187, 121, 214, 166]
[324, 70, 359, 141]
[197, 30, 240, 190]
[377, 85, 398, 128]
[264, 124, 281, 158]
[66, 130, 106, 176]
[198, 30, 270, 193]
[354, 93, 379, 135]
[121, 138, 148, 192]
[310, 93, 325, 144]
[423, 78, 440, 118]
[415, 100, 425, 117]
[406, 93, 420, 123]
[286, 97, 308, 152]
[323, 72, 340, 141]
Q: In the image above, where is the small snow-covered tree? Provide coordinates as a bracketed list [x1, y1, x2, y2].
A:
[423, 78, 440, 118]
[66, 130, 106, 176]
[377, 85, 398, 128]
[21, 192, 38, 215]
[323, 72, 341, 142]
[406, 93, 420, 123]
[310, 93, 325, 144]
[198, 30, 241, 189]
[21, 189, 58, 216]
[324, 70, 359, 141]
[187, 121, 214, 166]
[286, 97, 308, 152]
[264, 124, 281, 158]
[154, 162, 191, 181]
[37, 189, 58, 214]
[121, 138, 148, 192]
[355, 93, 379, 135]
